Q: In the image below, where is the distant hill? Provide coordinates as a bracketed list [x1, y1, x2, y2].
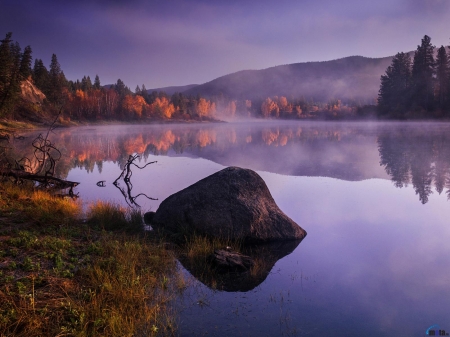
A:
[147, 84, 198, 96]
[182, 55, 397, 104]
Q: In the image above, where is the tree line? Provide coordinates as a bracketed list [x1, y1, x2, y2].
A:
[0, 32, 221, 121]
[6, 31, 449, 122]
[0, 32, 371, 121]
[378, 35, 450, 119]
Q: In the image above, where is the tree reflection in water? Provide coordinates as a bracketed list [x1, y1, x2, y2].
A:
[7, 123, 450, 205]
[377, 128, 450, 204]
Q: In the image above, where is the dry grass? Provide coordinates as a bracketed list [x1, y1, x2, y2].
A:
[0, 182, 181, 336]
[0, 119, 36, 130]
[183, 234, 242, 260]
[86, 200, 143, 232]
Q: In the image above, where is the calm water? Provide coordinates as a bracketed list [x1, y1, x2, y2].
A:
[14, 121, 450, 336]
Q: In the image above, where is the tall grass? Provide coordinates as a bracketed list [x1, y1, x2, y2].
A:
[0, 182, 181, 336]
[0, 183, 81, 228]
[86, 200, 143, 232]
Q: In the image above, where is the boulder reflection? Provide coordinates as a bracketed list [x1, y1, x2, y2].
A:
[178, 240, 302, 292]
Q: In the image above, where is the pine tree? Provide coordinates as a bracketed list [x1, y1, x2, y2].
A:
[141, 84, 148, 101]
[435, 46, 448, 110]
[0, 33, 13, 93]
[378, 52, 412, 118]
[47, 53, 67, 104]
[135, 85, 141, 95]
[32, 59, 49, 92]
[114, 79, 131, 97]
[412, 35, 435, 113]
[94, 74, 101, 90]
[81, 75, 92, 91]
[0, 33, 22, 116]
[19, 45, 32, 80]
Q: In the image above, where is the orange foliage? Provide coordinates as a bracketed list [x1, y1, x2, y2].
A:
[195, 130, 216, 147]
[262, 129, 280, 145]
[279, 96, 288, 110]
[122, 95, 147, 118]
[261, 98, 280, 118]
[196, 98, 216, 118]
[150, 97, 175, 118]
[124, 134, 147, 153]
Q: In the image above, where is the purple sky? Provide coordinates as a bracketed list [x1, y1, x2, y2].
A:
[2, 0, 450, 89]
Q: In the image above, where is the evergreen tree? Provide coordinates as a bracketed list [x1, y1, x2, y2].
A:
[94, 74, 101, 90]
[114, 78, 131, 97]
[32, 58, 49, 91]
[171, 92, 186, 112]
[135, 85, 141, 95]
[0, 33, 22, 116]
[141, 84, 148, 101]
[0, 32, 13, 94]
[435, 46, 448, 110]
[81, 75, 92, 91]
[378, 52, 412, 118]
[74, 79, 81, 91]
[19, 45, 32, 80]
[412, 35, 435, 113]
[46, 54, 67, 104]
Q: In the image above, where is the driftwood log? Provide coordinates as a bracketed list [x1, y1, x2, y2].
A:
[0, 109, 80, 196]
[0, 169, 79, 195]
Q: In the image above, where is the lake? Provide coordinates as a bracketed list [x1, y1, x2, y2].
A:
[14, 120, 450, 336]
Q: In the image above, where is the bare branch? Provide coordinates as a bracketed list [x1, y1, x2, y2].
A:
[112, 154, 157, 207]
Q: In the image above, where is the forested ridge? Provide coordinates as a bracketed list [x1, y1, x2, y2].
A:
[1, 32, 450, 123]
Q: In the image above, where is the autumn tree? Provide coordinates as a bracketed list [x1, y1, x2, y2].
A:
[122, 94, 147, 119]
[261, 97, 280, 118]
[150, 97, 175, 118]
[195, 97, 216, 118]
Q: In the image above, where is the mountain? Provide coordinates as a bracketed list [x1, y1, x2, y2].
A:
[182, 55, 396, 104]
[147, 84, 198, 96]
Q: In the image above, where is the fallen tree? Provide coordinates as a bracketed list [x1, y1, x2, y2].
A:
[0, 111, 80, 196]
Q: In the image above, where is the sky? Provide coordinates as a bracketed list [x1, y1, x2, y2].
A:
[1, 0, 450, 89]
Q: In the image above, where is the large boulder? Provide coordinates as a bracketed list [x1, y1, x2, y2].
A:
[151, 166, 306, 243]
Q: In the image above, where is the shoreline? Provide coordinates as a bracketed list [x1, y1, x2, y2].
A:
[0, 183, 182, 336]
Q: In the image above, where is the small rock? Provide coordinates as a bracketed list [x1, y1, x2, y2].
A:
[209, 249, 254, 273]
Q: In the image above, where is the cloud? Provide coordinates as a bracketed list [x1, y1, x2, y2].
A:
[1, 0, 450, 88]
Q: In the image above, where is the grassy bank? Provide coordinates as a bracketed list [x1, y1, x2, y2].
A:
[0, 182, 182, 336]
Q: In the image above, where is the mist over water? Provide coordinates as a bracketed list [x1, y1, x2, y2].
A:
[10, 121, 450, 336]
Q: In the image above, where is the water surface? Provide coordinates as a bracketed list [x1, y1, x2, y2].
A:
[14, 121, 450, 336]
